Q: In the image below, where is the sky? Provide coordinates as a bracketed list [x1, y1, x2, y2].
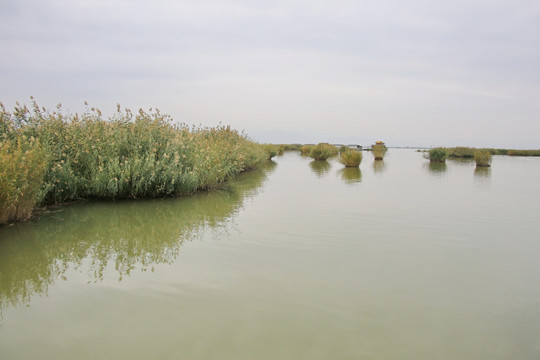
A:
[1, 0, 539, 148]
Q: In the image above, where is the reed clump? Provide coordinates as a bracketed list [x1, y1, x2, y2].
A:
[339, 149, 362, 167]
[0, 100, 268, 224]
[300, 145, 314, 156]
[309, 143, 338, 161]
[474, 150, 492, 167]
[371, 142, 387, 160]
[424, 147, 447, 162]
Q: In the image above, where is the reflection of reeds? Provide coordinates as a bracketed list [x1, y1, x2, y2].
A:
[0, 161, 276, 312]
[309, 160, 331, 177]
[338, 167, 362, 184]
[373, 160, 385, 173]
[474, 166, 491, 177]
[428, 162, 447, 173]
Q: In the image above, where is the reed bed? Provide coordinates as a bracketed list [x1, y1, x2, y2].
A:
[339, 149, 362, 167]
[0, 101, 268, 224]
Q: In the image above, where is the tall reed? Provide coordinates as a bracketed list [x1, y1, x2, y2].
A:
[0, 100, 268, 224]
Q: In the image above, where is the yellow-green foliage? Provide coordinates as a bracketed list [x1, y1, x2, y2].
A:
[339, 149, 362, 167]
[281, 144, 302, 151]
[309, 143, 338, 161]
[446, 147, 475, 158]
[424, 147, 447, 162]
[372, 143, 387, 160]
[0, 101, 268, 224]
[474, 150, 492, 167]
[263, 144, 280, 159]
[0, 136, 49, 223]
[300, 145, 314, 156]
[507, 149, 540, 156]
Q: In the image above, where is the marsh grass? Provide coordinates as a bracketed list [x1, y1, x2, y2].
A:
[424, 147, 447, 162]
[309, 143, 338, 161]
[0, 100, 268, 224]
[474, 150, 492, 167]
[339, 149, 362, 167]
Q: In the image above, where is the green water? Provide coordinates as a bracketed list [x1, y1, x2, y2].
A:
[1, 150, 540, 359]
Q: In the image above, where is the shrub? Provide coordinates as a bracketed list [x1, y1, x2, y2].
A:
[338, 145, 349, 154]
[339, 149, 362, 167]
[474, 150, 492, 167]
[424, 147, 447, 162]
[309, 143, 338, 161]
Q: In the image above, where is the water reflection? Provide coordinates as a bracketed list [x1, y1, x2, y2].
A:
[425, 161, 447, 175]
[0, 161, 276, 312]
[373, 159, 386, 173]
[474, 166, 491, 186]
[338, 167, 362, 184]
[309, 160, 331, 178]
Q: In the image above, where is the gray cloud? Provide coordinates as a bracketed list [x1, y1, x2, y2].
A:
[1, 0, 539, 147]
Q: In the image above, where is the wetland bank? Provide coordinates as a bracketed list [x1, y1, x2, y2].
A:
[2, 149, 540, 359]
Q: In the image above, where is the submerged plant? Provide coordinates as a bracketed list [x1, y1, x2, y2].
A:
[339, 149, 362, 167]
[474, 150, 492, 167]
[424, 147, 447, 163]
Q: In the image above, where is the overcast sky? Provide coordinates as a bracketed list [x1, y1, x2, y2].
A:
[1, 0, 539, 147]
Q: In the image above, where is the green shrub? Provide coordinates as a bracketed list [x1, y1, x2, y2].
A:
[339, 149, 362, 167]
[338, 145, 349, 154]
[424, 147, 447, 162]
[309, 143, 338, 161]
[474, 150, 492, 167]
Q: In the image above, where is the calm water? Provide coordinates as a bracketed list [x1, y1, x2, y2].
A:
[1, 150, 540, 359]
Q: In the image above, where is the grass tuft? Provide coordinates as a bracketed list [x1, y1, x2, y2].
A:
[339, 149, 362, 167]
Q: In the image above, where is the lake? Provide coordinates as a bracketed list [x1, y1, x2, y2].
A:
[1, 149, 539, 359]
